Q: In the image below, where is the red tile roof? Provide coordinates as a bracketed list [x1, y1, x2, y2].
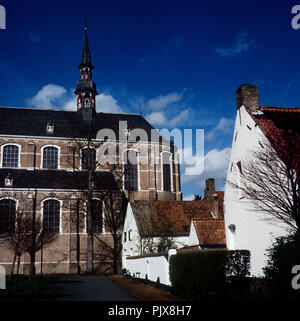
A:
[131, 200, 213, 237]
[192, 218, 226, 247]
[250, 106, 300, 170]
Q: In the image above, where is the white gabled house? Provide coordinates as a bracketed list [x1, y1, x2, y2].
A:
[224, 84, 299, 276]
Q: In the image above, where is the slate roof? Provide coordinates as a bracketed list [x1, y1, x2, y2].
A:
[130, 200, 213, 237]
[0, 168, 118, 190]
[192, 218, 226, 247]
[0, 106, 158, 141]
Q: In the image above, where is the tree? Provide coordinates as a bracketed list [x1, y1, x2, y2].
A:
[93, 189, 127, 274]
[64, 128, 127, 274]
[194, 194, 202, 200]
[0, 208, 57, 282]
[229, 132, 300, 234]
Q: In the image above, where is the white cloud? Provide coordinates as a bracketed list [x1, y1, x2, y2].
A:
[96, 93, 124, 113]
[183, 194, 196, 201]
[146, 111, 167, 125]
[169, 108, 190, 127]
[181, 147, 231, 190]
[63, 93, 124, 113]
[27, 84, 67, 109]
[206, 117, 234, 140]
[146, 92, 182, 111]
[215, 31, 254, 57]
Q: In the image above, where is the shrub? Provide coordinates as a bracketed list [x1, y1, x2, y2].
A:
[226, 250, 251, 277]
[263, 234, 300, 300]
[169, 249, 250, 300]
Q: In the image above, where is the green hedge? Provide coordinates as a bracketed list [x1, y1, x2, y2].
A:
[169, 250, 250, 300]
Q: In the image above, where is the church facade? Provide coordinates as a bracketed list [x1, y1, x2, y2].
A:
[0, 27, 181, 274]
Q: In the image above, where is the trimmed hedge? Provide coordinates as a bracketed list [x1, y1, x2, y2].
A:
[169, 250, 250, 300]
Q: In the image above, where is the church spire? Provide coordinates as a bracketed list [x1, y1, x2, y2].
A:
[75, 18, 98, 117]
[78, 18, 94, 70]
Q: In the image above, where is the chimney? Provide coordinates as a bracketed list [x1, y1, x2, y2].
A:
[204, 178, 215, 200]
[204, 178, 220, 218]
[236, 84, 260, 112]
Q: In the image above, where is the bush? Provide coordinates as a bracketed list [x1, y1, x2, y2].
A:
[263, 234, 300, 300]
[169, 249, 250, 300]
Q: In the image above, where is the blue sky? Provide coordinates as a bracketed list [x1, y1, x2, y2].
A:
[1, 0, 300, 198]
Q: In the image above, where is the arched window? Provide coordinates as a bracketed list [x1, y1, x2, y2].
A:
[82, 148, 96, 170]
[0, 199, 16, 234]
[124, 150, 138, 191]
[91, 200, 103, 233]
[162, 152, 172, 192]
[43, 147, 58, 169]
[2, 145, 19, 168]
[43, 200, 60, 233]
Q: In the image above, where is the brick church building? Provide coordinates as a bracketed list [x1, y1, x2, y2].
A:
[0, 26, 181, 274]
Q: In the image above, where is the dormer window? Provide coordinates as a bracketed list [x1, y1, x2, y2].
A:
[47, 123, 54, 134]
[5, 174, 13, 187]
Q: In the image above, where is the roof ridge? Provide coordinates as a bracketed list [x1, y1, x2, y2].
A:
[260, 106, 300, 112]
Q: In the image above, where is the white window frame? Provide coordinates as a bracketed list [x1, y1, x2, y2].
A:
[41, 145, 61, 169]
[0, 143, 21, 168]
[160, 151, 173, 192]
[122, 149, 140, 191]
[41, 198, 63, 234]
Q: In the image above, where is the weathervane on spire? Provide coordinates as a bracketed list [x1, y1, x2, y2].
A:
[84, 16, 88, 31]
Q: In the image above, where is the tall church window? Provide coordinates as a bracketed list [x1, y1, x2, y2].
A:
[91, 200, 103, 234]
[162, 152, 172, 192]
[124, 150, 138, 191]
[0, 199, 16, 234]
[43, 200, 60, 233]
[82, 148, 96, 170]
[2, 145, 19, 168]
[43, 147, 58, 169]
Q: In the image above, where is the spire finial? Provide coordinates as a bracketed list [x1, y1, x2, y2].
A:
[84, 16, 88, 31]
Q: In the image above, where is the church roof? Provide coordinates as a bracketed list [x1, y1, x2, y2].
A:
[130, 200, 214, 237]
[0, 168, 118, 190]
[0, 106, 157, 141]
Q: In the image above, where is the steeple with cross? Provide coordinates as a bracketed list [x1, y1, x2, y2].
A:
[75, 18, 98, 117]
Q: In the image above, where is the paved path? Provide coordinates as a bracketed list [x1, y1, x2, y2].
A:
[38, 275, 138, 301]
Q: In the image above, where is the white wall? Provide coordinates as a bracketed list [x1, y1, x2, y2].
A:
[125, 249, 177, 286]
[122, 203, 191, 269]
[224, 105, 289, 276]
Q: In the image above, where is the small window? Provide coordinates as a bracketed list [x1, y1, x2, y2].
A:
[128, 230, 132, 241]
[0, 199, 16, 234]
[162, 153, 171, 192]
[43, 200, 60, 233]
[124, 150, 138, 191]
[91, 200, 103, 234]
[124, 232, 127, 243]
[47, 123, 54, 134]
[82, 148, 96, 170]
[236, 161, 242, 174]
[2, 145, 19, 168]
[43, 147, 58, 169]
